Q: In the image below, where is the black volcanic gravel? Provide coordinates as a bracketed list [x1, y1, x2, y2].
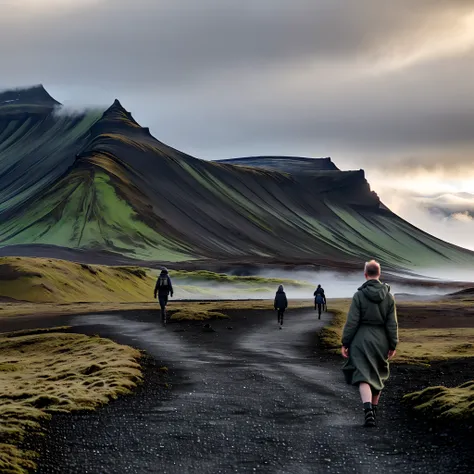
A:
[10, 309, 473, 474]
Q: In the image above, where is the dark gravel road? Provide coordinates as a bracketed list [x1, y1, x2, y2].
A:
[12, 309, 472, 473]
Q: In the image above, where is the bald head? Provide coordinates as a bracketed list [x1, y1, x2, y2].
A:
[364, 260, 381, 279]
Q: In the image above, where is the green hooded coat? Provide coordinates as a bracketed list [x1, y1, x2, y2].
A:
[341, 279, 398, 392]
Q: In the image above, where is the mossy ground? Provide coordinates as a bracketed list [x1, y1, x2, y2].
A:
[0, 257, 155, 304]
[0, 329, 142, 474]
[0, 257, 313, 305]
[403, 381, 474, 421]
[317, 299, 350, 351]
[169, 310, 229, 321]
[172, 270, 311, 288]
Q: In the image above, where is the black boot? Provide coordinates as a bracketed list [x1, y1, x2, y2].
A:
[372, 405, 378, 421]
[363, 402, 376, 427]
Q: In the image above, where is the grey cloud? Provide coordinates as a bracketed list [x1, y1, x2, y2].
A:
[416, 193, 474, 217]
[116, 49, 474, 168]
[0, 0, 473, 171]
[375, 188, 474, 251]
[1, 0, 472, 87]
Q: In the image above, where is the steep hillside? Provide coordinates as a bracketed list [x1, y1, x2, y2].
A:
[1, 85, 474, 271]
[0, 85, 102, 217]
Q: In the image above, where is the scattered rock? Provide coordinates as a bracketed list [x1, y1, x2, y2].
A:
[202, 323, 215, 333]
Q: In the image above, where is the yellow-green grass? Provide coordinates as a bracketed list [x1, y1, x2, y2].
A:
[171, 269, 312, 288]
[396, 328, 474, 364]
[0, 254, 315, 321]
[318, 298, 350, 350]
[403, 381, 474, 421]
[169, 310, 229, 321]
[0, 257, 155, 304]
[0, 329, 142, 474]
[0, 257, 314, 305]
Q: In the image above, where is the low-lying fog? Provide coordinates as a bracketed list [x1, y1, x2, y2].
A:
[174, 268, 474, 301]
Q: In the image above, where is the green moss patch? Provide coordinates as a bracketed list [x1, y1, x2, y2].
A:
[169, 310, 229, 321]
[403, 381, 474, 421]
[172, 270, 313, 289]
[318, 299, 351, 352]
[0, 329, 142, 473]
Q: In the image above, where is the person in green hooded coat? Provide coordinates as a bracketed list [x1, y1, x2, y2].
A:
[341, 260, 398, 427]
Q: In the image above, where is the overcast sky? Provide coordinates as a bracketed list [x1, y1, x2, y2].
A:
[1, 0, 474, 249]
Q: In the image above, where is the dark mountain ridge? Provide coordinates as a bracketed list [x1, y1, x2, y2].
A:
[0, 84, 60, 107]
[0, 85, 473, 271]
[217, 156, 339, 174]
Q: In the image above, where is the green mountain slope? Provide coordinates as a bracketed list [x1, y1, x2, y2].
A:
[0, 85, 473, 271]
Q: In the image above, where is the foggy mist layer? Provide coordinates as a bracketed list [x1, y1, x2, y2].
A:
[171, 269, 474, 301]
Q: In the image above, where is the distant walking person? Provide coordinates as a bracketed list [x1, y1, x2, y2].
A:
[341, 260, 398, 427]
[313, 284, 326, 319]
[154, 267, 174, 325]
[274, 285, 288, 329]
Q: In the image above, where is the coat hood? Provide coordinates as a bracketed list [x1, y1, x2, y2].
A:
[277, 285, 285, 293]
[358, 279, 390, 303]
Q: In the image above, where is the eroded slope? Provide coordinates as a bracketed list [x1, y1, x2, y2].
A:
[1, 85, 473, 270]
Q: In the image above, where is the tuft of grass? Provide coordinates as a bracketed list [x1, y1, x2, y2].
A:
[169, 310, 229, 321]
[318, 299, 351, 352]
[114, 266, 148, 279]
[403, 381, 474, 421]
[0, 443, 38, 474]
[0, 329, 142, 473]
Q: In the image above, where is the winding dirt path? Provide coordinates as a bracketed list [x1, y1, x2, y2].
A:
[4, 309, 472, 473]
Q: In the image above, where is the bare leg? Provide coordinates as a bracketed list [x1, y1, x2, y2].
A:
[372, 392, 381, 406]
[359, 383, 372, 404]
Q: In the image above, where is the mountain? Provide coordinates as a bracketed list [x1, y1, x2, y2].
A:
[1, 85, 474, 271]
[0, 84, 60, 108]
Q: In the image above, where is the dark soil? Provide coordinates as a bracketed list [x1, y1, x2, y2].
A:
[10, 308, 471, 473]
[397, 302, 474, 328]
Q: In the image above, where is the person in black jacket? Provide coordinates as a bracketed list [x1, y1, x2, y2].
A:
[154, 267, 174, 325]
[274, 285, 288, 329]
[314, 284, 326, 320]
